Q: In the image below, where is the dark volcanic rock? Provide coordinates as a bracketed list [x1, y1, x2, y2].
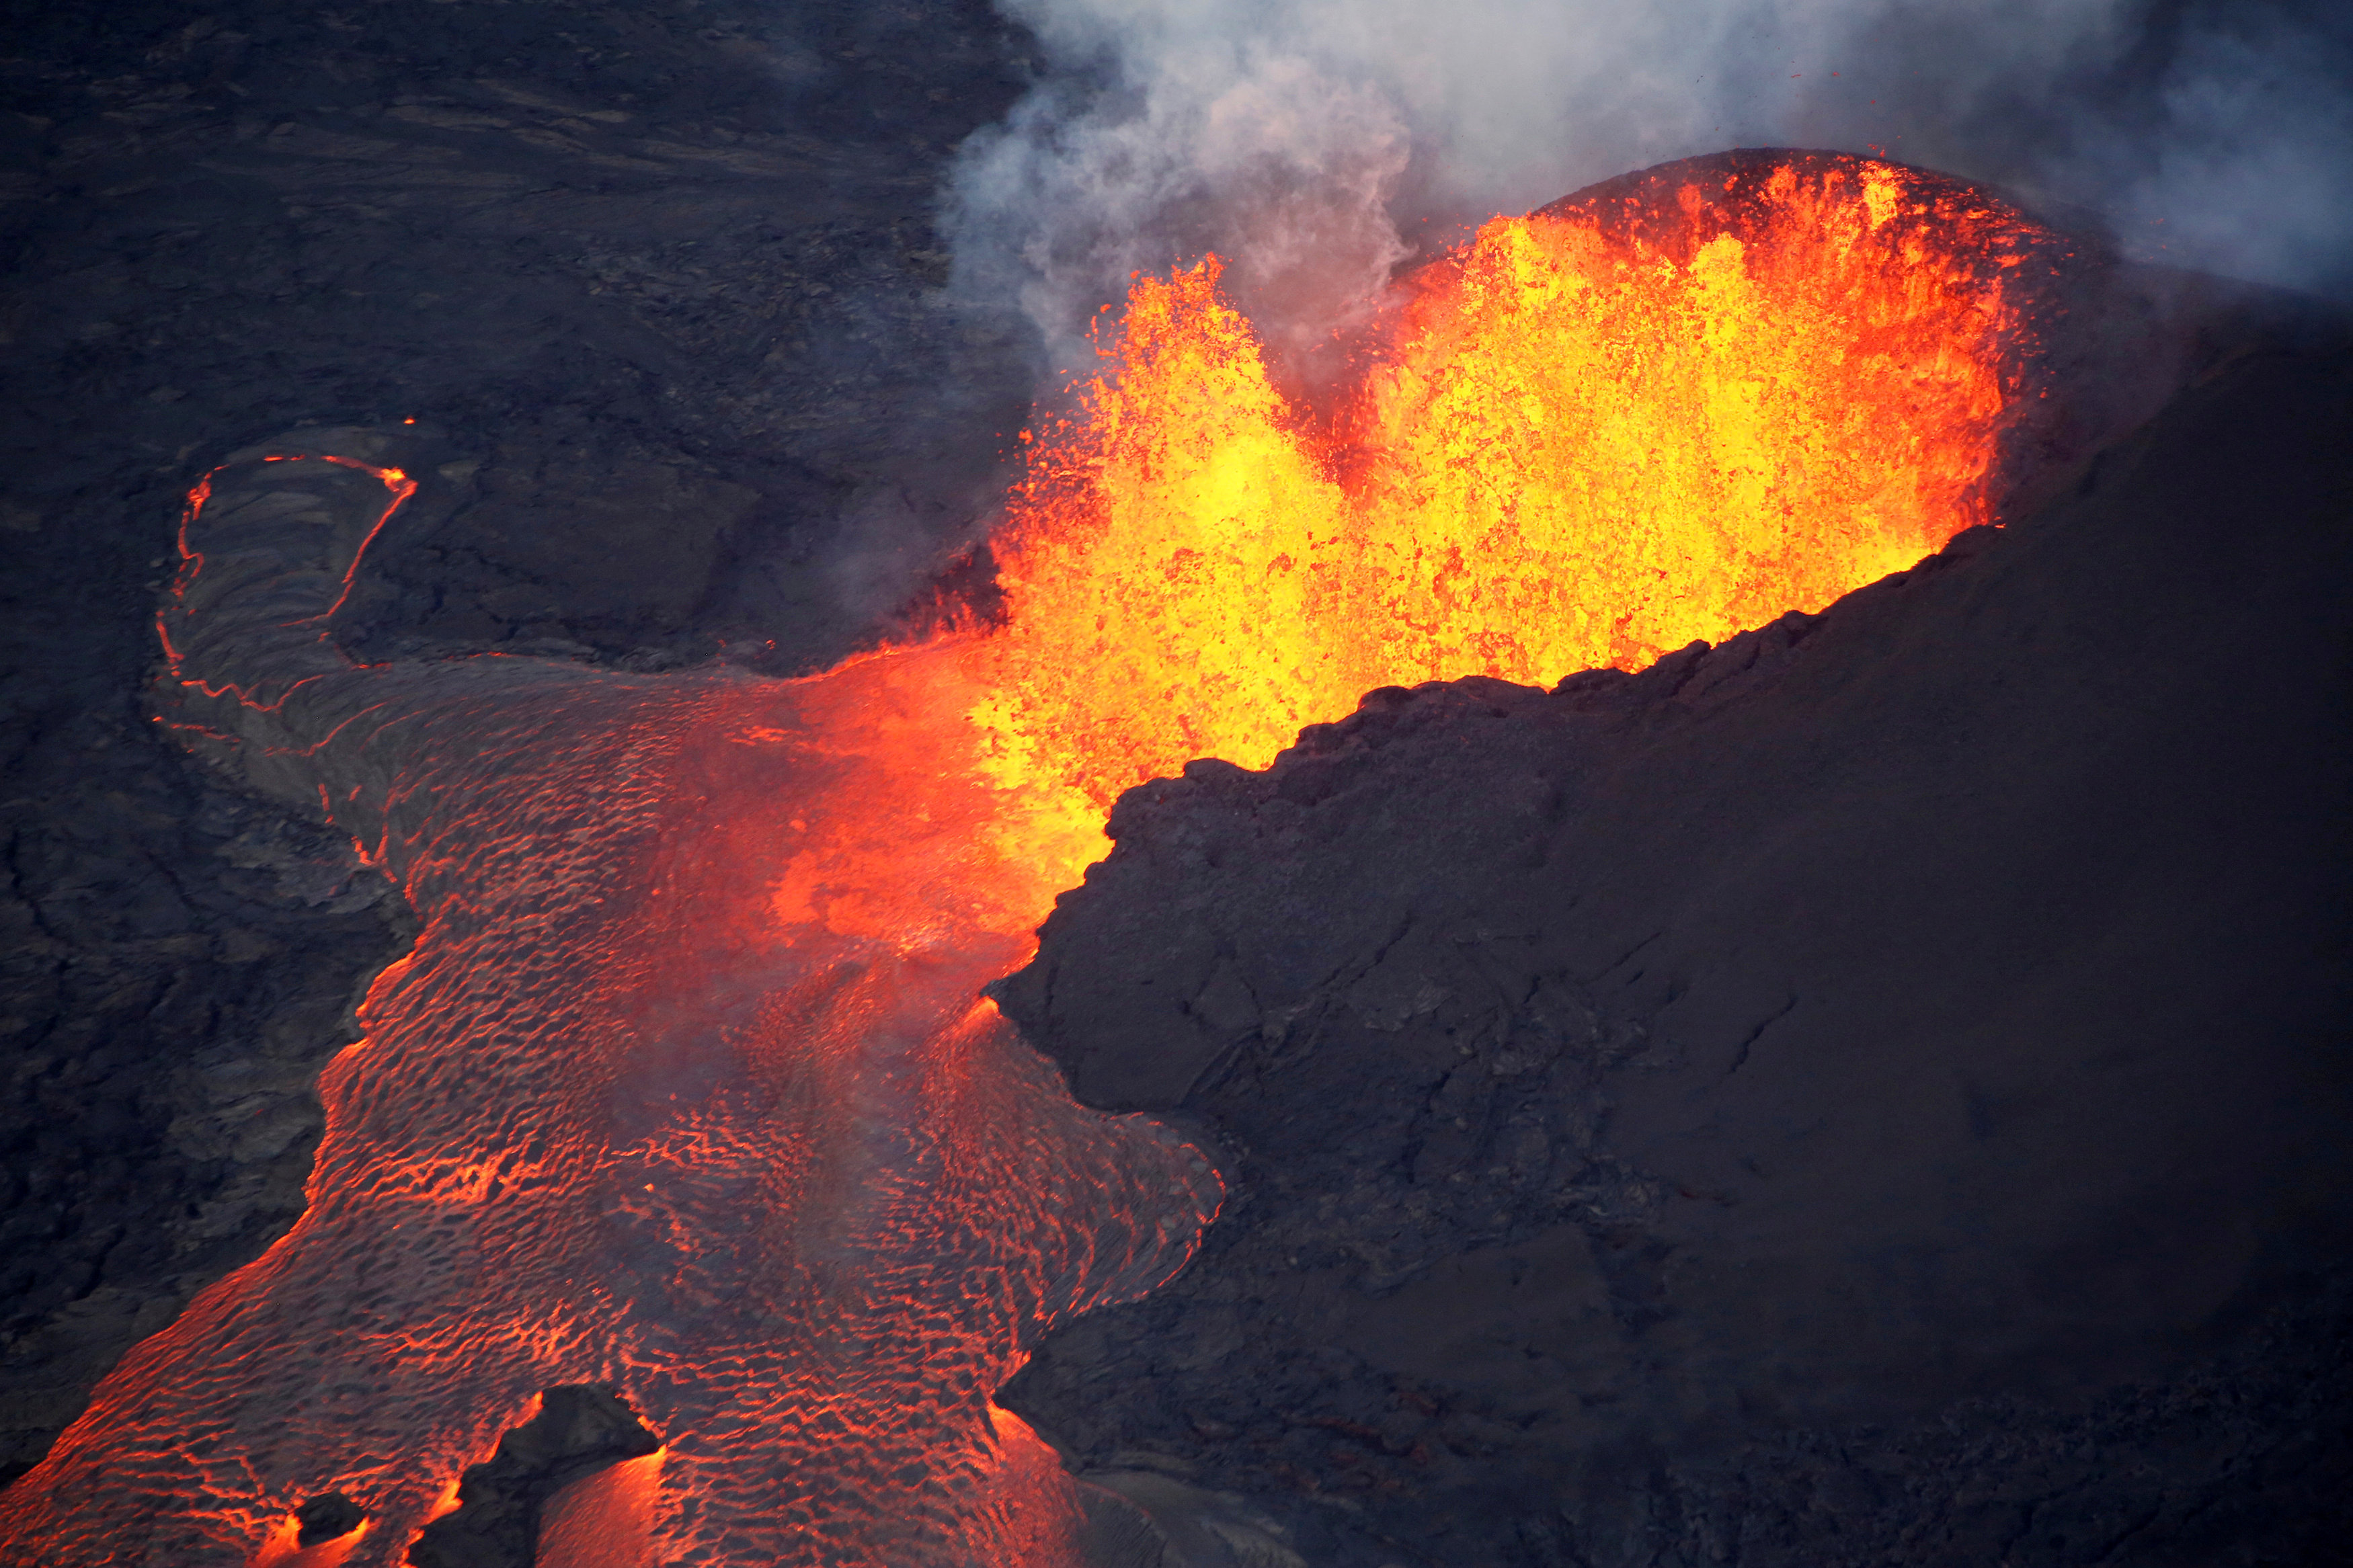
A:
[407, 1386, 662, 1568]
[995, 344, 2353, 1564]
[0, 708, 410, 1481]
[0, 0, 1037, 675]
[295, 1491, 364, 1548]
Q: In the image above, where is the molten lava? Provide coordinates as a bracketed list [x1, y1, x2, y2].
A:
[0, 153, 2065, 1567]
[980, 154, 2053, 819]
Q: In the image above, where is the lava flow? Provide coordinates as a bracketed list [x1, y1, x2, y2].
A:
[0, 152, 2063, 1567]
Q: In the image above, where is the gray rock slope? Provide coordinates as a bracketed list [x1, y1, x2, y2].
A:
[995, 343, 2353, 1566]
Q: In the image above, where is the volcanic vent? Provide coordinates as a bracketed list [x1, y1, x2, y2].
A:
[2, 152, 2085, 1566]
[984, 149, 2077, 811]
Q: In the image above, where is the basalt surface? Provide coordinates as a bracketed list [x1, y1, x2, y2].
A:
[994, 343, 2353, 1565]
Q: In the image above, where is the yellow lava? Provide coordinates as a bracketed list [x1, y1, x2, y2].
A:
[961, 157, 2037, 890]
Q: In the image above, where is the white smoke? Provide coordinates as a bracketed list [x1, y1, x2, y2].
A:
[943, 0, 2353, 368]
[2093, 10, 2353, 292]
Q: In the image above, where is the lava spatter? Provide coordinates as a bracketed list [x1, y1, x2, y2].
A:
[980, 154, 2059, 809]
[0, 151, 2063, 1565]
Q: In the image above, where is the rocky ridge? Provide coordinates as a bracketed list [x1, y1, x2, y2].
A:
[996, 343, 2353, 1565]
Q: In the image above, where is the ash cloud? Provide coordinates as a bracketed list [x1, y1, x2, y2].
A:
[2085, 5, 2353, 296]
[943, 0, 2353, 369]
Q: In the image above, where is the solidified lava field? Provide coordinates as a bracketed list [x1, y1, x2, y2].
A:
[1, 4, 2349, 1567]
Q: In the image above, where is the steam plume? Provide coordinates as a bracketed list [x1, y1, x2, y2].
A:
[943, 0, 2353, 367]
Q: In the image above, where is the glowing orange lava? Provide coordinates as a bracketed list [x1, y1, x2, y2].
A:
[0, 153, 2061, 1567]
[978, 155, 2052, 825]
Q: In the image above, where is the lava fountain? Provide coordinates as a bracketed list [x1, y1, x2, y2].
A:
[0, 153, 2067, 1567]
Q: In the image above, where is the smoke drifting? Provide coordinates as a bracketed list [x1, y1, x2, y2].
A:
[944, 0, 2353, 368]
[2090, 6, 2353, 298]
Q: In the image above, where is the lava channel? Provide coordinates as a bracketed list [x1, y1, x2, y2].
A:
[0, 151, 2066, 1567]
